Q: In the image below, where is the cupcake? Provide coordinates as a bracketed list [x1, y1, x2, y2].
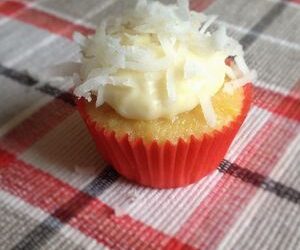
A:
[73, 0, 256, 188]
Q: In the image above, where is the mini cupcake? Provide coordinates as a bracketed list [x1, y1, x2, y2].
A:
[73, 0, 256, 188]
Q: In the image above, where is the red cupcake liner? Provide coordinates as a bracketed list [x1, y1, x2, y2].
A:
[77, 84, 252, 188]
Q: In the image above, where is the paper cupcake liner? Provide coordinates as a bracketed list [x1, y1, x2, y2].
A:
[77, 84, 252, 188]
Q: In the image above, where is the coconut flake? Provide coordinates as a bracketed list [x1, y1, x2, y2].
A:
[74, 76, 108, 98]
[223, 38, 244, 60]
[74, 67, 134, 100]
[136, 0, 148, 11]
[102, 36, 126, 68]
[73, 32, 87, 47]
[176, 0, 190, 21]
[225, 65, 237, 80]
[124, 46, 155, 61]
[223, 70, 257, 93]
[108, 76, 134, 87]
[235, 55, 250, 74]
[95, 21, 107, 41]
[88, 68, 117, 79]
[199, 96, 217, 127]
[125, 57, 169, 71]
[212, 24, 227, 50]
[72, 73, 81, 86]
[190, 11, 207, 29]
[166, 68, 177, 102]
[96, 86, 105, 107]
[81, 92, 92, 102]
[199, 15, 217, 34]
[158, 34, 176, 57]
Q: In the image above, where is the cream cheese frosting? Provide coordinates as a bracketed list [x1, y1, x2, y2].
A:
[73, 0, 256, 127]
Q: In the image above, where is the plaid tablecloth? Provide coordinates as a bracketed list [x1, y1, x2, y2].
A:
[0, 0, 299, 249]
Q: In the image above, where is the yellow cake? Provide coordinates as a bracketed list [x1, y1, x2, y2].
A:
[85, 86, 244, 144]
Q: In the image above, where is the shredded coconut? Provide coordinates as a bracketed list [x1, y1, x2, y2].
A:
[67, 0, 256, 127]
[166, 68, 177, 102]
[199, 96, 217, 127]
[213, 24, 227, 50]
[224, 70, 257, 94]
[199, 15, 217, 34]
[73, 32, 87, 47]
[235, 55, 250, 74]
[225, 65, 237, 80]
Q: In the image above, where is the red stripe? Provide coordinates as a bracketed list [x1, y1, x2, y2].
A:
[253, 85, 300, 122]
[289, 0, 300, 4]
[0, 0, 25, 14]
[190, 0, 214, 11]
[0, 1, 94, 39]
[164, 238, 197, 250]
[173, 82, 299, 249]
[0, 99, 74, 154]
[236, 118, 298, 174]
[0, 148, 194, 250]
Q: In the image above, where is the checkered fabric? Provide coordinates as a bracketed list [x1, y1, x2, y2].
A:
[0, 0, 299, 249]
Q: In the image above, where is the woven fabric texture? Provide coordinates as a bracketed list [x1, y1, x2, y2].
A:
[0, 0, 299, 249]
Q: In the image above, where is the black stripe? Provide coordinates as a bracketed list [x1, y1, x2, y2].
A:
[239, 1, 287, 50]
[263, 179, 300, 204]
[37, 84, 76, 106]
[1, 65, 76, 106]
[12, 167, 119, 250]
[218, 160, 265, 186]
[37, 84, 65, 97]
[0, 64, 38, 86]
[219, 160, 300, 204]
[83, 167, 119, 196]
